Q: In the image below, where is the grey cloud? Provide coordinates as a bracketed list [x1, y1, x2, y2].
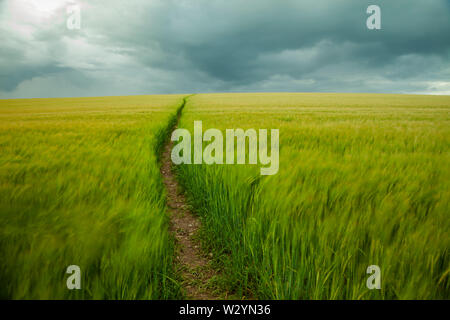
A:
[1, 0, 449, 98]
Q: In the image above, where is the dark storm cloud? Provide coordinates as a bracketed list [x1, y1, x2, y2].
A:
[1, 0, 449, 98]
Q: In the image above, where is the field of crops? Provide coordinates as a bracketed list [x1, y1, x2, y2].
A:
[0, 95, 185, 299]
[176, 93, 450, 299]
[0, 92, 449, 299]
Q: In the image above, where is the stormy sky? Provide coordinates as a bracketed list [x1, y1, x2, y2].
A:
[1, 0, 449, 98]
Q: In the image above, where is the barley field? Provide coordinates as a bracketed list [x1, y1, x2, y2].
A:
[0, 95, 185, 299]
[0, 92, 449, 300]
[176, 93, 450, 299]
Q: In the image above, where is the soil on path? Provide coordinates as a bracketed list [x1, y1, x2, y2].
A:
[160, 110, 222, 300]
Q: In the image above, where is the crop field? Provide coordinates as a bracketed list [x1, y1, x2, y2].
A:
[0, 95, 185, 299]
[176, 93, 450, 299]
[0, 92, 449, 300]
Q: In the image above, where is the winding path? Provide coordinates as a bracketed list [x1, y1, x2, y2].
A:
[160, 97, 222, 299]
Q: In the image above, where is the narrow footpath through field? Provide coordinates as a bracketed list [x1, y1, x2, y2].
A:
[160, 97, 222, 299]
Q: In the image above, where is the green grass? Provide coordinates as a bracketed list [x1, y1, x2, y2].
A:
[0, 95, 186, 299]
[176, 93, 450, 299]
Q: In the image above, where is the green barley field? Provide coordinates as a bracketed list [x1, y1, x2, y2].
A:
[176, 93, 450, 299]
[0, 95, 185, 299]
[1, 93, 449, 299]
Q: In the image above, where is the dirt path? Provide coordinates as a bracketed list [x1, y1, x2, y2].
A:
[160, 99, 222, 300]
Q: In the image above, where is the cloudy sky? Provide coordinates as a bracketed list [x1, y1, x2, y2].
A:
[1, 0, 449, 98]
